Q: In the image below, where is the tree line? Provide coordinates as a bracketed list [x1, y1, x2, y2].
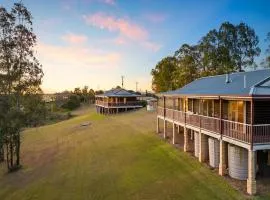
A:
[151, 22, 270, 93]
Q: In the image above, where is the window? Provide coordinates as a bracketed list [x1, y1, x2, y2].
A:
[193, 99, 200, 114]
[228, 100, 244, 123]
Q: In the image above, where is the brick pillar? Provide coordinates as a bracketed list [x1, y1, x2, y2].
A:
[156, 117, 160, 134]
[199, 131, 208, 163]
[172, 123, 176, 144]
[219, 140, 227, 176]
[163, 119, 167, 139]
[247, 150, 257, 195]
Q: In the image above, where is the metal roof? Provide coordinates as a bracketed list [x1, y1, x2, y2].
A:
[163, 69, 270, 97]
[96, 88, 141, 97]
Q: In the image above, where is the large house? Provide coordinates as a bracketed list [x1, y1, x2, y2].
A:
[95, 88, 143, 114]
[157, 69, 270, 195]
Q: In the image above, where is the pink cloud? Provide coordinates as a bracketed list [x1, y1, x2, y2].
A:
[84, 12, 148, 41]
[83, 12, 162, 51]
[62, 33, 88, 45]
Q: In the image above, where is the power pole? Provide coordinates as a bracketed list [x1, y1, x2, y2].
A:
[121, 76, 124, 88]
[136, 82, 138, 92]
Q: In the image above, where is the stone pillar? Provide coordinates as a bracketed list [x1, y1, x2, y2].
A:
[199, 131, 208, 163]
[172, 123, 176, 144]
[219, 140, 227, 176]
[156, 117, 160, 134]
[177, 125, 180, 134]
[163, 119, 167, 139]
[247, 150, 257, 195]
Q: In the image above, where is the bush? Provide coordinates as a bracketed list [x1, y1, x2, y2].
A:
[61, 95, 80, 110]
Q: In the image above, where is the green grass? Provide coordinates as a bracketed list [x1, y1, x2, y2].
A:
[0, 107, 265, 199]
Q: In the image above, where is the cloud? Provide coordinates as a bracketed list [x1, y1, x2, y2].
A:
[83, 12, 161, 52]
[36, 42, 121, 69]
[61, 33, 88, 45]
[84, 12, 147, 41]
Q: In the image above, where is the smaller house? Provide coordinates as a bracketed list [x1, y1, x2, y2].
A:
[95, 88, 143, 114]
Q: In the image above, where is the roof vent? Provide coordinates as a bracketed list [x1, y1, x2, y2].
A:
[225, 73, 231, 84]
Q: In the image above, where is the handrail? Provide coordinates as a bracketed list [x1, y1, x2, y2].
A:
[157, 106, 270, 144]
[222, 119, 248, 126]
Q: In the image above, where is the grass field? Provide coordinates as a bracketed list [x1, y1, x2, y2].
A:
[0, 107, 267, 200]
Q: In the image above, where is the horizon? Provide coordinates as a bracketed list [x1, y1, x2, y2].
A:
[1, 0, 270, 93]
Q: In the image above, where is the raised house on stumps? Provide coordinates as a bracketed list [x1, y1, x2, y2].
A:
[157, 69, 270, 195]
[95, 88, 143, 114]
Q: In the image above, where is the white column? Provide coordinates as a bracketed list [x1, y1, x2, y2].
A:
[247, 150, 256, 195]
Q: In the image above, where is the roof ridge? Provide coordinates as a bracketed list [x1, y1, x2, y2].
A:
[196, 69, 270, 81]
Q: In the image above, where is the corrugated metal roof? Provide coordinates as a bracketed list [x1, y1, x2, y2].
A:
[163, 69, 270, 96]
[96, 88, 141, 97]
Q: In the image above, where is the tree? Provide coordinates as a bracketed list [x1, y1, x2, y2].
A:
[151, 56, 178, 92]
[174, 44, 200, 86]
[88, 89, 95, 103]
[218, 22, 260, 71]
[0, 3, 43, 171]
[82, 86, 89, 103]
[262, 32, 270, 68]
[199, 29, 234, 75]
[73, 87, 82, 96]
[23, 94, 47, 127]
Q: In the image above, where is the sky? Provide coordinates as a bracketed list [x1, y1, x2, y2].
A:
[1, 0, 270, 93]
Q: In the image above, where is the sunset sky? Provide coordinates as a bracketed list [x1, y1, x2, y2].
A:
[1, 0, 270, 93]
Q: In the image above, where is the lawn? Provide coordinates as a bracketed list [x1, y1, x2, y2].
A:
[0, 107, 265, 200]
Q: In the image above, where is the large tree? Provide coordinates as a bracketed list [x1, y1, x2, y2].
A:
[0, 3, 43, 171]
[218, 22, 261, 71]
[174, 44, 200, 86]
[151, 56, 178, 92]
